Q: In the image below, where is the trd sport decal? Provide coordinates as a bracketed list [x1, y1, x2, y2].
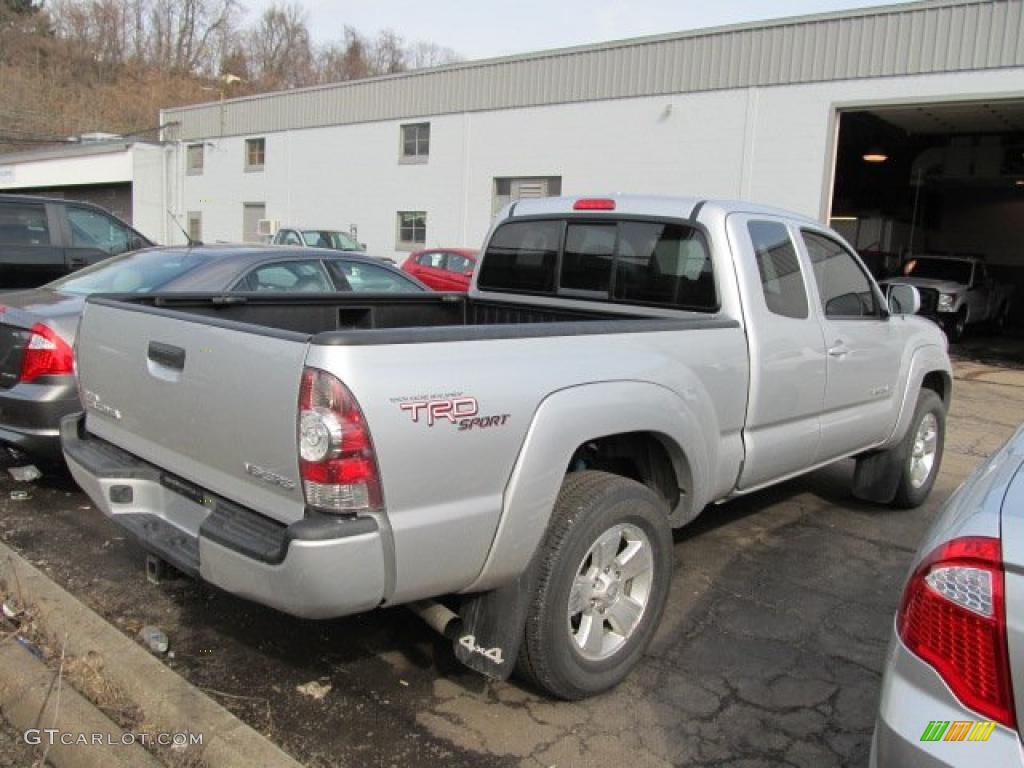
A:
[392, 394, 510, 431]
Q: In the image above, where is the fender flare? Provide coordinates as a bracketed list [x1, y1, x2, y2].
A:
[463, 380, 715, 595]
[882, 343, 952, 451]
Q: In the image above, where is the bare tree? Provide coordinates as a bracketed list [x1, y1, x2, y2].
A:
[407, 40, 460, 70]
[147, 0, 238, 74]
[247, 2, 314, 87]
[369, 28, 405, 75]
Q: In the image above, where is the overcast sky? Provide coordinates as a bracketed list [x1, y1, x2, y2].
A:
[275, 0, 901, 61]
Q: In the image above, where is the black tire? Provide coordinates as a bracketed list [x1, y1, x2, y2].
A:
[892, 390, 946, 509]
[516, 470, 673, 700]
[993, 303, 1010, 335]
[945, 309, 967, 343]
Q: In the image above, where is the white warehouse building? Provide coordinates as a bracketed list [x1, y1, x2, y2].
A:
[156, 0, 1024, 313]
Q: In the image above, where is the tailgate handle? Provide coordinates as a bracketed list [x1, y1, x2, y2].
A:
[147, 342, 186, 371]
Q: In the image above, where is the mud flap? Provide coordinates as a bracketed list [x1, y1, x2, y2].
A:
[852, 444, 906, 504]
[454, 570, 533, 681]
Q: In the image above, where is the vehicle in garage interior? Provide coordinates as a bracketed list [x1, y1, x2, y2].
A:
[880, 254, 1013, 341]
[401, 247, 478, 291]
[0, 245, 424, 460]
[64, 194, 951, 700]
[830, 100, 1024, 335]
[871, 422, 1024, 767]
[0, 194, 152, 289]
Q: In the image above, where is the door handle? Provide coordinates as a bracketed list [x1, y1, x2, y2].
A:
[827, 342, 850, 358]
[147, 341, 186, 371]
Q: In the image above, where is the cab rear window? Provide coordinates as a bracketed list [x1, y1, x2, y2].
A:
[477, 218, 715, 311]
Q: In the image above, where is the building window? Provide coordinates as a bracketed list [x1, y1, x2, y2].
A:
[245, 138, 265, 171]
[400, 123, 430, 164]
[186, 144, 204, 175]
[492, 176, 562, 214]
[396, 211, 426, 250]
[187, 211, 202, 242]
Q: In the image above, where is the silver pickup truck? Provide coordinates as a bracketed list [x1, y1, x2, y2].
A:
[63, 195, 952, 699]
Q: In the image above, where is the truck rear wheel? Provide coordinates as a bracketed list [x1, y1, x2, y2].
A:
[892, 390, 946, 509]
[516, 470, 672, 699]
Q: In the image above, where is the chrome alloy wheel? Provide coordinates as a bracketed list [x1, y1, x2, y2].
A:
[567, 523, 654, 661]
[909, 412, 939, 489]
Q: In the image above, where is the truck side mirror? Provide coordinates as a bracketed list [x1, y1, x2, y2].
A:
[888, 284, 921, 315]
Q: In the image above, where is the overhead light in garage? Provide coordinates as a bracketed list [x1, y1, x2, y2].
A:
[1016, 180, 1024, 187]
[862, 146, 889, 163]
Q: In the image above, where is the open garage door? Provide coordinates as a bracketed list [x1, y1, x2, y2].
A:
[829, 101, 1024, 356]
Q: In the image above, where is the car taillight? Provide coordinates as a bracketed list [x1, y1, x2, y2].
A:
[20, 323, 74, 383]
[297, 367, 382, 514]
[897, 536, 1016, 729]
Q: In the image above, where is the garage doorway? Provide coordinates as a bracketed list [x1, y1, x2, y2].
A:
[829, 100, 1024, 352]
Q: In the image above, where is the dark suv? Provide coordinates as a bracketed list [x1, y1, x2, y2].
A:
[0, 194, 152, 288]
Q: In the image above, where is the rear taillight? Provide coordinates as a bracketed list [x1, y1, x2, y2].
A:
[897, 536, 1016, 729]
[20, 323, 74, 383]
[297, 367, 382, 514]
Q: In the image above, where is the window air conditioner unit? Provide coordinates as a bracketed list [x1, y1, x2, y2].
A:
[256, 219, 280, 237]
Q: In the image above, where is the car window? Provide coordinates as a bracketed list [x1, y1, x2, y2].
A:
[748, 220, 808, 319]
[802, 230, 878, 318]
[67, 207, 130, 255]
[561, 223, 615, 293]
[613, 222, 715, 310]
[417, 251, 446, 268]
[236, 260, 333, 292]
[446, 254, 473, 273]
[477, 220, 560, 293]
[479, 218, 715, 310]
[326, 260, 422, 292]
[48, 249, 218, 294]
[0, 203, 50, 246]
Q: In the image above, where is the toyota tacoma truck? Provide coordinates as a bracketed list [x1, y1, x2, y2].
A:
[63, 195, 952, 699]
[879, 254, 1013, 342]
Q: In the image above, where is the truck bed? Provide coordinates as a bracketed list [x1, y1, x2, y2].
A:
[89, 292, 733, 345]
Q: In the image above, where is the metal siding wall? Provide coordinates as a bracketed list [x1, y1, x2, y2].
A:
[166, 0, 1024, 141]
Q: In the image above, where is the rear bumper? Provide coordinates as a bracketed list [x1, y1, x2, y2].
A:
[0, 379, 78, 459]
[61, 414, 386, 619]
[871, 630, 1024, 767]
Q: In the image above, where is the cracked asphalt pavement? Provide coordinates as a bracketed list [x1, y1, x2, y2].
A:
[0, 355, 1022, 767]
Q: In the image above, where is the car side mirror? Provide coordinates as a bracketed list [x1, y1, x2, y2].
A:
[888, 284, 921, 315]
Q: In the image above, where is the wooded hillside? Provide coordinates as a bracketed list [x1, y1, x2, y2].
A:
[0, 0, 460, 151]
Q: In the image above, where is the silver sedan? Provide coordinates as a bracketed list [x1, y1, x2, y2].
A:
[872, 422, 1024, 766]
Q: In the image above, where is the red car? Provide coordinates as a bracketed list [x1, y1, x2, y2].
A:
[401, 248, 477, 291]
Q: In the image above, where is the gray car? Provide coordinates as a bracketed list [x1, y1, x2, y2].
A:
[872, 422, 1024, 766]
[0, 245, 425, 459]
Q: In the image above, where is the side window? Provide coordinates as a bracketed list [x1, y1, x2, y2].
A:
[561, 223, 615, 293]
[280, 230, 301, 246]
[418, 251, 446, 268]
[802, 231, 878, 318]
[613, 222, 715, 310]
[67, 207, 130, 255]
[446, 254, 473, 273]
[0, 203, 50, 246]
[327, 261, 421, 293]
[236, 261, 332, 292]
[748, 221, 808, 319]
[478, 220, 560, 294]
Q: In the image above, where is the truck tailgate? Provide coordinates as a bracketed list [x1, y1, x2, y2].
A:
[75, 300, 309, 525]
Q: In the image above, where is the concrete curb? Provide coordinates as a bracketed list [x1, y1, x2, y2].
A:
[0, 640, 161, 768]
[0, 540, 304, 768]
